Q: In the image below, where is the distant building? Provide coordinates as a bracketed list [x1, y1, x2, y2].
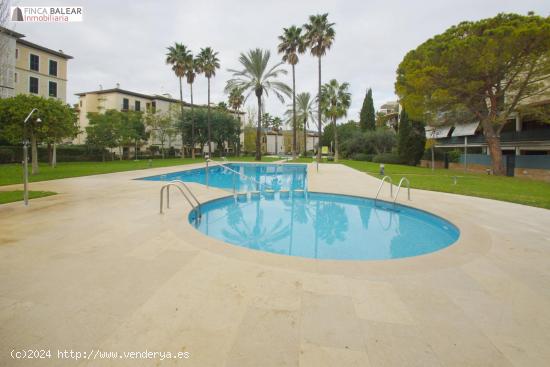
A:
[75, 86, 244, 153]
[0, 25, 73, 101]
[378, 101, 400, 129]
[241, 128, 319, 155]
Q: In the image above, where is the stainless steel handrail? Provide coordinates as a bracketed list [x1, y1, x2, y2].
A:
[168, 180, 201, 209]
[160, 182, 201, 217]
[206, 159, 272, 193]
[374, 176, 393, 205]
[393, 177, 411, 208]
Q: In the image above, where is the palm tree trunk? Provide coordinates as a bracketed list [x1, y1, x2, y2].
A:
[179, 76, 185, 158]
[255, 96, 262, 161]
[190, 82, 195, 159]
[207, 77, 212, 157]
[52, 142, 57, 168]
[303, 117, 307, 156]
[292, 64, 297, 159]
[31, 131, 39, 175]
[317, 56, 322, 162]
[333, 116, 339, 162]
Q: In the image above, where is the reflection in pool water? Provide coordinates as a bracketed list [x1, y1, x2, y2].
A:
[190, 192, 460, 260]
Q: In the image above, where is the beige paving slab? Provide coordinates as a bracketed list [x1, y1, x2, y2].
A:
[1, 161, 550, 366]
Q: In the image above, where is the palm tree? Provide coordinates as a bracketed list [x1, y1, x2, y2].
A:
[184, 53, 200, 158]
[303, 13, 336, 162]
[225, 49, 291, 161]
[271, 116, 283, 155]
[320, 79, 351, 162]
[166, 42, 191, 156]
[278, 25, 305, 160]
[295, 92, 316, 156]
[228, 87, 244, 154]
[197, 47, 220, 157]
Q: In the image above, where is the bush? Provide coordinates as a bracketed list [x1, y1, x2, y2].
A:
[372, 152, 402, 164]
[447, 149, 461, 163]
[0, 147, 15, 163]
[351, 153, 374, 161]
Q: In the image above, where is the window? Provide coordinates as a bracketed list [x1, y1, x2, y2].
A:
[29, 54, 39, 71]
[14, 72, 17, 83]
[79, 100, 82, 107]
[29, 77, 39, 94]
[49, 60, 58, 76]
[15, 48, 18, 59]
[151, 101, 156, 113]
[48, 81, 57, 97]
[146, 102, 151, 111]
[135, 100, 141, 111]
[122, 98, 129, 110]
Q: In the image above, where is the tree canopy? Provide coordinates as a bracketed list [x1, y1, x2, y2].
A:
[395, 13, 550, 173]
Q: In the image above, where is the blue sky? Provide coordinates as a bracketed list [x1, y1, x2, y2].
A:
[9, 0, 550, 124]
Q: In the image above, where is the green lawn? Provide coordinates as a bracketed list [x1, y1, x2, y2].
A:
[0, 156, 284, 186]
[340, 160, 550, 209]
[0, 190, 56, 204]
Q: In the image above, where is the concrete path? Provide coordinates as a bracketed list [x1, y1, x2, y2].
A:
[1, 162, 550, 366]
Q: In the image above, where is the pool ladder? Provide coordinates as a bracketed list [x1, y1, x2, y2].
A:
[160, 180, 201, 218]
[375, 176, 411, 208]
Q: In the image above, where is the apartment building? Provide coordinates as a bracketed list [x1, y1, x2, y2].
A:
[0, 25, 72, 101]
[75, 86, 245, 152]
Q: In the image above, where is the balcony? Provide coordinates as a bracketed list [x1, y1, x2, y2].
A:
[436, 127, 550, 146]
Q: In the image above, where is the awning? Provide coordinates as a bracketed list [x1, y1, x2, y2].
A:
[425, 125, 452, 139]
[452, 121, 480, 137]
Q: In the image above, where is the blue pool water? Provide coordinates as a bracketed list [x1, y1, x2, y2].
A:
[140, 163, 307, 192]
[189, 192, 460, 260]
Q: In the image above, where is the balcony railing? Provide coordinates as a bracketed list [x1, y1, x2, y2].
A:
[436, 128, 550, 146]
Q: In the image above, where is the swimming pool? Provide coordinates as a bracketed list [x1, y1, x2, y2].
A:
[189, 192, 460, 260]
[141, 163, 307, 192]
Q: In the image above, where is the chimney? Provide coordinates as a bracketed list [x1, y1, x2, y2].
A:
[116, 83, 120, 89]
[99, 84, 103, 90]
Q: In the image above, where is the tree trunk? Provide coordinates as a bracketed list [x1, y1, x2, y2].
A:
[333, 117, 339, 162]
[179, 76, 185, 158]
[190, 82, 195, 159]
[47, 142, 52, 166]
[207, 78, 212, 157]
[317, 56, 322, 162]
[481, 120, 504, 175]
[292, 64, 297, 159]
[303, 117, 307, 156]
[52, 143, 57, 168]
[255, 95, 262, 161]
[135, 140, 138, 160]
[275, 133, 278, 155]
[30, 131, 39, 175]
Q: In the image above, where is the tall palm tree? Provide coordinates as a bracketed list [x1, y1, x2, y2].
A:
[320, 79, 351, 162]
[278, 25, 305, 159]
[228, 87, 245, 155]
[166, 42, 191, 156]
[296, 92, 316, 155]
[197, 47, 220, 157]
[303, 13, 336, 162]
[272, 116, 283, 155]
[284, 92, 315, 155]
[225, 49, 291, 161]
[184, 53, 200, 158]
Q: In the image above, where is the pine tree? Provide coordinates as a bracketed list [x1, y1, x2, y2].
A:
[359, 88, 376, 131]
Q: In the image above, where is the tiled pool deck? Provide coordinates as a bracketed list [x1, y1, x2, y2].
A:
[1, 162, 549, 366]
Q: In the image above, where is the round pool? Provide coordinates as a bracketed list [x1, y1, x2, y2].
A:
[189, 192, 459, 260]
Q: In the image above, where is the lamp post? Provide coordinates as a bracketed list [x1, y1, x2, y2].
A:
[23, 109, 40, 206]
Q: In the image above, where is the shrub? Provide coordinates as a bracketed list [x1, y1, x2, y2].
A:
[351, 153, 374, 161]
[447, 149, 461, 163]
[0, 147, 15, 163]
[372, 152, 402, 164]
